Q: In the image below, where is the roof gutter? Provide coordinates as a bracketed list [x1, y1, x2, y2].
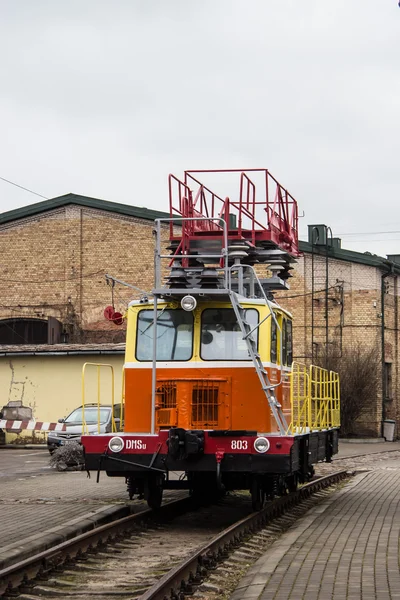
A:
[0, 350, 125, 357]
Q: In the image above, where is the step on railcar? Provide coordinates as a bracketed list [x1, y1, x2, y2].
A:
[82, 169, 340, 511]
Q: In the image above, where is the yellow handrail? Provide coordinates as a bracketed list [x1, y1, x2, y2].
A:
[289, 361, 340, 433]
[330, 370, 341, 427]
[289, 362, 310, 434]
[81, 363, 116, 434]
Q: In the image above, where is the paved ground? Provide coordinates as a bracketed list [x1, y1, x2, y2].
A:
[335, 440, 400, 458]
[1, 440, 400, 595]
[0, 459, 133, 569]
[0, 449, 185, 570]
[231, 446, 400, 599]
[0, 448, 51, 480]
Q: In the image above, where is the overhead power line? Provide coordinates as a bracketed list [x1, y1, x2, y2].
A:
[0, 175, 48, 200]
[0, 269, 104, 284]
[343, 238, 400, 243]
[275, 284, 339, 300]
[337, 230, 400, 236]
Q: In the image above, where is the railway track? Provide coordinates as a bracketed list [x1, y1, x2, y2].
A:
[0, 471, 350, 600]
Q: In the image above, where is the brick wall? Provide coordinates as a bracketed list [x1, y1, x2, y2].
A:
[0, 205, 167, 343]
[0, 203, 398, 437]
[278, 252, 399, 437]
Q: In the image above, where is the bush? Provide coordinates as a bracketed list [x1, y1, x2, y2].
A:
[50, 444, 85, 471]
[318, 342, 378, 436]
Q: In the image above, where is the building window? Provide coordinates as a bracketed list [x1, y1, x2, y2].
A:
[0, 319, 47, 344]
[0, 318, 62, 345]
[384, 362, 392, 400]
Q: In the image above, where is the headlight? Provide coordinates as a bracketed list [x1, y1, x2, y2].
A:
[108, 436, 124, 453]
[181, 295, 197, 311]
[254, 437, 270, 453]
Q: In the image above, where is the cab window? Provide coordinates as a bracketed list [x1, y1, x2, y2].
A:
[201, 308, 259, 360]
[282, 319, 287, 365]
[270, 318, 277, 363]
[136, 309, 193, 361]
[286, 319, 293, 365]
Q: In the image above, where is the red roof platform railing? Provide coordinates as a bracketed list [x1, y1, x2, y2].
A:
[168, 169, 299, 258]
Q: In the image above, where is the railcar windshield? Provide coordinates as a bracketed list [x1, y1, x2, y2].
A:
[201, 308, 259, 360]
[136, 309, 193, 361]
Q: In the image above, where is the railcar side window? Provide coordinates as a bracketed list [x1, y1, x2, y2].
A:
[270, 318, 277, 363]
[282, 319, 287, 365]
[200, 309, 259, 360]
[136, 309, 193, 361]
[286, 319, 293, 365]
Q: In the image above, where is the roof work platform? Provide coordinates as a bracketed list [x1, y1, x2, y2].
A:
[161, 169, 300, 291]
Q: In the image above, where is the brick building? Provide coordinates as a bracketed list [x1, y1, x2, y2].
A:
[281, 229, 400, 438]
[0, 195, 398, 438]
[0, 193, 168, 345]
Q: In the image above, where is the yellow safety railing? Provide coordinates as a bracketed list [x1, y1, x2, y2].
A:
[330, 370, 341, 428]
[310, 365, 330, 430]
[289, 362, 310, 434]
[289, 361, 340, 433]
[81, 363, 116, 434]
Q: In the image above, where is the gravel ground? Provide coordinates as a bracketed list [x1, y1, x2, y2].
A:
[16, 492, 254, 600]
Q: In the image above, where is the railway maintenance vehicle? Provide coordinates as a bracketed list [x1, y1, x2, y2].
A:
[82, 169, 340, 511]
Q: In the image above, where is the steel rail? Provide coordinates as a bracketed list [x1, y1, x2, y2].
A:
[0, 472, 349, 599]
[0, 494, 192, 598]
[141, 470, 349, 600]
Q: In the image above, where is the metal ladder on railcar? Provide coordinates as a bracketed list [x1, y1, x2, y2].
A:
[228, 268, 289, 436]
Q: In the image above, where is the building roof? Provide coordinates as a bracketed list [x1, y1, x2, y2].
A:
[299, 240, 400, 274]
[0, 343, 125, 357]
[0, 193, 170, 226]
[1, 192, 398, 274]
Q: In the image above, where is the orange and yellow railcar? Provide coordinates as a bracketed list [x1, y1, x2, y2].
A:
[82, 169, 340, 510]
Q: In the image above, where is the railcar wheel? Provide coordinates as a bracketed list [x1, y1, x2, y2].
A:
[147, 486, 163, 509]
[251, 479, 265, 511]
[145, 476, 164, 510]
[126, 476, 135, 500]
[287, 474, 298, 493]
[126, 476, 145, 500]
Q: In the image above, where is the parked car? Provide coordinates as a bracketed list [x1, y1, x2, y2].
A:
[47, 404, 122, 454]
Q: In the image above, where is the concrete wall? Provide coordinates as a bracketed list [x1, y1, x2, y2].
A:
[0, 354, 124, 444]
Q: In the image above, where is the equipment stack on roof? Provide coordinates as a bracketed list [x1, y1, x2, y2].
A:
[156, 168, 299, 298]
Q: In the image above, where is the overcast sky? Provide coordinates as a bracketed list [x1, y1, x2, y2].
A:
[1, 1, 399, 258]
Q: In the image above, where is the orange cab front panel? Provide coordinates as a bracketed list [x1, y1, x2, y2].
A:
[123, 363, 290, 435]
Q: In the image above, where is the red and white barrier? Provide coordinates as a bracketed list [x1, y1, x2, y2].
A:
[0, 420, 66, 432]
